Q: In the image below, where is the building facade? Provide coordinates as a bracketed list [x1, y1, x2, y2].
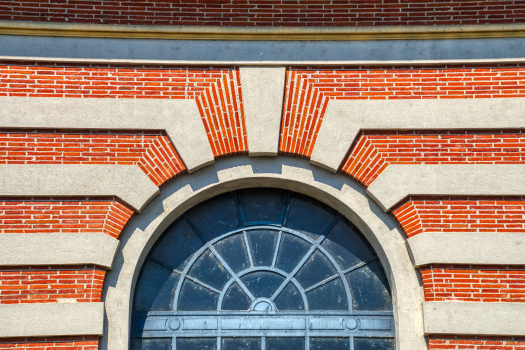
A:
[0, 1, 525, 349]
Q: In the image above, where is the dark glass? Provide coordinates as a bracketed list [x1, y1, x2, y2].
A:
[184, 192, 242, 241]
[241, 271, 285, 299]
[321, 218, 376, 270]
[133, 260, 180, 312]
[295, 249, 337, 289]
[222, 282, 251, 311]
[149, 218, 204, 271]
[214, 233, 250, 273]
[177, 338, 217, 350]
[188, 249, 230, 290]
[355, 338, 395, 350]
[275, 233, 311, 273]
[222, 337, 261, 350]
[274, 282, 304, 311]
[178, 279, 219, 311]
[310, 337, 348, 350]
[130, 338, 171, 350]
[239, 188, 286, 223]
[247, 229, 278, 266]
[285, 193, 337, 239]
[267, 337, 305, 350]
[306, 278, 347, 310]
[346, 260, 392, 311]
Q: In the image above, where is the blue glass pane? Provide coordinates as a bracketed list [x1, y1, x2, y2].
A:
[149, 218, 204, 271]
[188, 249, 231, 290]
[222, 337, 261, 350]
[133, 260, 180, 312]
[222, 282, 251, 311]
[275, 233, 311, 273]
[184, 192, 242, 241]
[274, 282, 304, 311]
[295, 250, 337, 289]
[355, 337, 395, 350]
[239, 188, 286, 223]
[321, 218, 375, 270]
[178, 279, 219, 311]
[306, 278, 348, 310]
[177, 338, 217, 350]
[346, 260, 392, 311]
[247, 229, 278, 266]
[130, 338, 171, 350]
[310, 337, 348, 350]
[214, 233, 250, 273]
[267, 337, 305, 350]
[241, 271, 285, 299]
[285, 193, 337, 239]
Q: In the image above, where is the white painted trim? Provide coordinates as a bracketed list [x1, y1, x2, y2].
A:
[0, 232, 119, 269]
[408, 232, 525, 267]
[423, 301, 525, 336]
[0, 302, 104, 337]
[311, 99, 525, 172]
[0, 97, 215, 173]
[0, 164, 159, 212]
[239, 66, 286, 156]
[101, 156, 425, 350]
[366, 164, 525, 212]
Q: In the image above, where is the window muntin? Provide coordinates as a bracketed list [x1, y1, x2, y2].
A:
[131, 189, 394, 350]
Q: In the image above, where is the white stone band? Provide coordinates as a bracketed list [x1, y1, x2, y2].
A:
[0, 164, 159, 212]
[0, 232, 120, 269]
[424, 301, 525, 336]
[0, 302, 104, 337]
[311, 99, 525, 172]
[408, 232, 525, 267]
[0, 97, 215, 173]
[366, 164, 525, 212]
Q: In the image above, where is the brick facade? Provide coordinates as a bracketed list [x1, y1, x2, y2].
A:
[0, 336, 99, 350]
[428, 335, 525, 350]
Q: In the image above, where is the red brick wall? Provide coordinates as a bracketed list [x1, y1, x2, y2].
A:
[0, 265, 106, 305]
[429, 335, 525, 349]
[421, 265, 525, 303]
[0, 63, 247, 157]
[1, 1, 524, 26]
[0, 129, 184, 186]
[0, 197, 133, 238]
[280, 65, 525, 157]
[0, 336, 99, 350]
[392, 196, 525, 238]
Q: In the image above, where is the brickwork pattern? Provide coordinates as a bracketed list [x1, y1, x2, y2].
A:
[392, 196, 525, 238]
[421, 265, 525, 303]
[341, 130, 525, 187]
[0, 336, 98, 350]
[429, 335, 525, 349]
[0, 129, 185, 186]
[0, 197, 133, 238]
[280, 66, 525, 157]
[0, 265, 105, 304]
[1, 0, 524, 26]
[0, 63, 247, 156]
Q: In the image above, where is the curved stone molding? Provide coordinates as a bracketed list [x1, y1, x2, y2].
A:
[408, 232, 525, 267]
[239, 66, 286, 156]
[0, 97, 214, 173]
[101, 156, 425, 350]
[311, 99, 525, 172]
[366, 164, 525, 212]
[0, 232, 119, 269]
[0, 302, 104, 337]
[423, 301, 525, 336]
[0, 164, 159, 212]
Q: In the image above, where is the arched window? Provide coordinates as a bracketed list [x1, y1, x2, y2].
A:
[131, 189, 394, 350]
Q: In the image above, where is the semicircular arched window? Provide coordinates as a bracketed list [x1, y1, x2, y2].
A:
[131, 189, 394, 350]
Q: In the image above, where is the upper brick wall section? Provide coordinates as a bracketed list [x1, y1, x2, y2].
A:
[1, 0, 524, 27]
